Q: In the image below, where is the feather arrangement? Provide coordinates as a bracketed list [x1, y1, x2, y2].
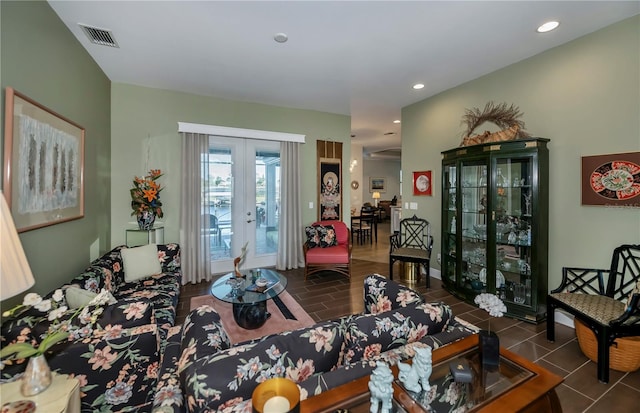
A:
[459, 102, 530, 147]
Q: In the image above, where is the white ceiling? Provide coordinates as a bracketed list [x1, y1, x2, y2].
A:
[48, 1, 639, 157]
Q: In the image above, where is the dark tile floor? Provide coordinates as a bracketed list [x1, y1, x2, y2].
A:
[176, 221, 640, 412]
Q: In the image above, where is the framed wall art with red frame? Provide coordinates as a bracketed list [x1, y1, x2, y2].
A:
[413, 170, 432, 196]
[581, 151, 640, 207]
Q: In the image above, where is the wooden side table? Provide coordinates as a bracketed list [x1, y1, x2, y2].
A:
[0, 373, 80, 413]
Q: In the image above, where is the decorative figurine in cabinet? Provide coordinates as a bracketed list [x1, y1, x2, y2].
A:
[441, 138, 549, 323]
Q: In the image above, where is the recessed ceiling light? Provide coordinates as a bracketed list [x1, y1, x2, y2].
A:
[537, 21, 560, 33]
[393, 120, 401, 124]
[274, 32, 288, 43]
[413, 83, 425, 90]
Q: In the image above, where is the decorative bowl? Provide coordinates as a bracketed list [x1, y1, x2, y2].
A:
[470, 280, 484, 291]
[255, 278, 268, 288]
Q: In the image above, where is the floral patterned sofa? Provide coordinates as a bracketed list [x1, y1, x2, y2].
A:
[153, 274, 477, 413]
[1, 243, 181, 413]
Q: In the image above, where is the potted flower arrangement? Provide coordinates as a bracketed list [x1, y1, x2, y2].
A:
[130, 169, 164, 229]
[1, 290, 113, 396]
[474, 293, 507, 371]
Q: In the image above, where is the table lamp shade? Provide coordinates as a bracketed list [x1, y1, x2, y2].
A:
[1, 192, 35, 300]
[372, 191, 381, 207]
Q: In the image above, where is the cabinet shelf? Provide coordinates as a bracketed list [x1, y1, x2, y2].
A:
[441, 138, 549, 323]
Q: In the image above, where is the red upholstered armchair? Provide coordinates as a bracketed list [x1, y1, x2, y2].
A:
[303, 220, 352, 279]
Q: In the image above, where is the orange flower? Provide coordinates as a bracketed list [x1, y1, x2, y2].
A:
[142, 188, 158, 202]
[130, 169, 164, 218]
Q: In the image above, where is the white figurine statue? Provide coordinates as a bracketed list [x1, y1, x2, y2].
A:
[414, 346, 433, 393]
[398, 361, 421, 393]
[398, 346, 433, 394]
[368, 361, 394, 413]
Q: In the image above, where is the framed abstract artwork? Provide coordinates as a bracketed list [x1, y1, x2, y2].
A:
[369, 177, 386, 193]
[581, 151, 640, 207]
[3, 87, 85, 232]
[413, 170, 432, 196]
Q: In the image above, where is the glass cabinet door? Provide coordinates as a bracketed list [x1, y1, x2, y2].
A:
[460, 160, 488, 294]
[493, 156, 534, 307]
[442, 162, 457, 286]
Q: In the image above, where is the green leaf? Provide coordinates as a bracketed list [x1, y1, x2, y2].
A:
[14, 347, 40, 359]
[37, 330, 69, 353]
[0, 342, 36, 358]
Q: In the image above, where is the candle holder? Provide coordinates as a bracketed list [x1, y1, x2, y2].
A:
[251, 377, 300, 413]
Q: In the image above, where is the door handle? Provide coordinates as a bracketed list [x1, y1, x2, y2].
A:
[247, 219, 255, 223]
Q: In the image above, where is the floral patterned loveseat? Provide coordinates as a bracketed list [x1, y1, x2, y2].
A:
[1, 243, 181, 413]
[153, 274, 477, 413]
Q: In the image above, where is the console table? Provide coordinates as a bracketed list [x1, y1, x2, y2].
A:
[125, 223, 164, 247]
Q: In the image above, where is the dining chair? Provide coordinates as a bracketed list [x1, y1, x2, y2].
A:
[358, 209, 375, 245]
[389, 215, 433, 288]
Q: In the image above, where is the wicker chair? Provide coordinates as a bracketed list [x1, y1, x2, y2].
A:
[303, 220, 352, 280]
[547, 244, 640, 383]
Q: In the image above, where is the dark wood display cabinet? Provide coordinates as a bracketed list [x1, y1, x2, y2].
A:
[441, 138, 550, 323]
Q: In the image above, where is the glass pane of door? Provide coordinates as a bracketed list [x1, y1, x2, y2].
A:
[254, 149, 280, 256]
[206, 146, 234, 262]
[460, 160, 488, 294]
[442, 163, 457, 285]
[495, 157, 533, 306]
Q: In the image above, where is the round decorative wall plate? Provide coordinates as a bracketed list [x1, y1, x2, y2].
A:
[351, 180, 359, 190]
[589, 160, 640, 200]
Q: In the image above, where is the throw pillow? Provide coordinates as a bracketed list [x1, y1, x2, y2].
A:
[65, 286, 118, 309]
[627, 280, 640, 307]
[317, 225, 338, 248]
[305, 225, 320, 248]
[65, 286, 97, 309]
[121, 244, 162, 282]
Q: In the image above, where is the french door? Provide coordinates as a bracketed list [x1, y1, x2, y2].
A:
[206, 137, 280, 273]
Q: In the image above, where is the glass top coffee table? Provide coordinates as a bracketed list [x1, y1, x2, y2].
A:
[210, 268, 287, 330]
[301, 334, 563, 413]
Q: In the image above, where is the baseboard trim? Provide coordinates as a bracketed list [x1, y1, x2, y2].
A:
[428, 267, 575, 330]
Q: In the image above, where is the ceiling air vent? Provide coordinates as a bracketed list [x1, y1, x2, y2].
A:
[79, 24, 119, 48]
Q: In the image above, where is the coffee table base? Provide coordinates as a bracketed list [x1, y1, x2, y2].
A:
[232, 301, 271, 329]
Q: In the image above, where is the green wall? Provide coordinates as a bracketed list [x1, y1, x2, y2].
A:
[0, 1, 111, 309]
[402, 15, 640, 289]
[110, 83, 351, 247]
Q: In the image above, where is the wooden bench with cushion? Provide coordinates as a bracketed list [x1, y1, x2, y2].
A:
[546, 244, 640, 383]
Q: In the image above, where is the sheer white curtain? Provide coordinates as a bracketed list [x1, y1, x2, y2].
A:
[180, 132, 212, 284]
[277, 141, 304, 270]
